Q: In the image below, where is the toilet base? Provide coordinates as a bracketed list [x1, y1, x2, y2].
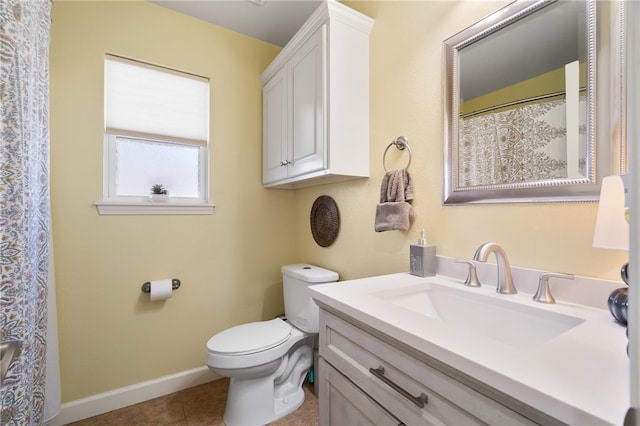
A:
[223, 380, 306, 426]
[221, 338, 313, 426]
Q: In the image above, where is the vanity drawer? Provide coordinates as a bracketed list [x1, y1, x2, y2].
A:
[319, 309, 536, 426]
[319, 357, 402, 426]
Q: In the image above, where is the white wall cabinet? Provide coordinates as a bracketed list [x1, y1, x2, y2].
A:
[318, 308, 564, 426]
[260, 2, 373, 189]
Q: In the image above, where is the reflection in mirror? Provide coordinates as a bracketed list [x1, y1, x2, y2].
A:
[459, 1, 587, 185]
[443, 0, 626, 204]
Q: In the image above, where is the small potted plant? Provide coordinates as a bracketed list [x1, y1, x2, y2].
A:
[149, 184, 170, 202]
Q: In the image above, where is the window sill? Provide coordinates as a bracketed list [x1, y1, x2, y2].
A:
[95, 201, 216, 215]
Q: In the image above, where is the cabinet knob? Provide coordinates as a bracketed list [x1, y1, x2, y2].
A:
[280, 160, 291, 167]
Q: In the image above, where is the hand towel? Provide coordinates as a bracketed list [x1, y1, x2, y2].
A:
[375, 202, 416, 232]
[375, 169, 416, 232]
[379, 169, 414, 203]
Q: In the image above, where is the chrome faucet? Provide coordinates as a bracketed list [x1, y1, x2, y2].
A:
[473, 243, 517, 294]
[533, 272, 574, 304]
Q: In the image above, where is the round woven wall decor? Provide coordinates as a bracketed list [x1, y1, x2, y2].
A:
[310, 195, 340, 247]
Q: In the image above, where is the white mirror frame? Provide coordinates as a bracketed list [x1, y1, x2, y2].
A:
[443, 0, 626, 204]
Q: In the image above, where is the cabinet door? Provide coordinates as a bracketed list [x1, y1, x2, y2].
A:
[263, 66, 288, 184]
[319, 358, 402, 426]
[288, 24, 326, 178]
[320, 309, 538, 426]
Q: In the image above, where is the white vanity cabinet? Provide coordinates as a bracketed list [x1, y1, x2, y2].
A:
[260, 2, 373, 189]
[318, 308, 558, 426]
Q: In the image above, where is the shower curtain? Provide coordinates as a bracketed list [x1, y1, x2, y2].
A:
[459, 98, 585, 187]
[0, 0, 60, 424]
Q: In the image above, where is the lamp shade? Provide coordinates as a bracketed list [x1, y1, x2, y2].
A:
[593, 175, 629, 250]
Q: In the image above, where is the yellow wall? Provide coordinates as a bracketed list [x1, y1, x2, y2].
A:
[50, 1, 292, 402]
[461, 62, 587, 116]
[50, 0, 628, 404]
[292, 0, 626, 281]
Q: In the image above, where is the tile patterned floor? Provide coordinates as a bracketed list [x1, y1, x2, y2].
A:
[67, 378, 318, 426]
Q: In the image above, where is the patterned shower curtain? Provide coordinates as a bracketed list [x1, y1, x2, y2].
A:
[0, 0, 52, 424]
[458, 98, 585, 187]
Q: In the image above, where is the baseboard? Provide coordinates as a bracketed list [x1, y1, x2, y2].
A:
[50, 366, 220, 426]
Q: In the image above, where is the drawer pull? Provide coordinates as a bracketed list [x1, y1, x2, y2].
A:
[369, 366, 428, 408]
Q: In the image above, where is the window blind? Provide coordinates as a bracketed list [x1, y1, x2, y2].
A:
[105, 55, 209, 146]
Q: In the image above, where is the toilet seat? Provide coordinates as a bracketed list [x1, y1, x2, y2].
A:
[206, 319, 307, 370]
[207, 318, 291, 356]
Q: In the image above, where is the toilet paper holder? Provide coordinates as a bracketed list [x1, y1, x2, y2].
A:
[141, 279, 181, 293]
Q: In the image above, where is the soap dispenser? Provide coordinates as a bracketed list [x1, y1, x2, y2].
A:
[410, 229, 436, 277]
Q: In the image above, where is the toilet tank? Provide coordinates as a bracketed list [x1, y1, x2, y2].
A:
[282, 264, 339, 333]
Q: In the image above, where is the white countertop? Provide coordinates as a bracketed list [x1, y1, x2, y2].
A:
[310, 273, 630, 425]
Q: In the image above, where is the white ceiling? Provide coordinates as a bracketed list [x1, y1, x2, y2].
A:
[149, 0, 582, 102]
[148, 0, 323, 47]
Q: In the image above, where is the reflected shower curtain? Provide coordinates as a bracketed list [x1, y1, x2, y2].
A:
[458, 98, 585, 187]
[0, 1, 56, 424]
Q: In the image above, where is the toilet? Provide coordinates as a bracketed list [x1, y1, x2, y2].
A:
[206, 264, 339, 426]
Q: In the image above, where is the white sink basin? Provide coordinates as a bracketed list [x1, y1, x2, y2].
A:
[310, 272, 628, 425]
[371, 281, 585, 349]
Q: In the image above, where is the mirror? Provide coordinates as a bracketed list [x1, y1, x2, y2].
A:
[443, 0, 626, 204]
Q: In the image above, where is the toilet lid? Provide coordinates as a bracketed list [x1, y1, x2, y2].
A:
[207, 318, 292, 356]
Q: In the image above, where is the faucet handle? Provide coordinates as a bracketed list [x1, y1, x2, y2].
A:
[455, 260, 481, 287]
[533, 272, 574, 304]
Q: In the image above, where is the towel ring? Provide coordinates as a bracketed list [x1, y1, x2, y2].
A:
[383, 136, 412, 171]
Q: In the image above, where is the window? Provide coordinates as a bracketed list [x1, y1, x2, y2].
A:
[97, 55, 213, 215]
